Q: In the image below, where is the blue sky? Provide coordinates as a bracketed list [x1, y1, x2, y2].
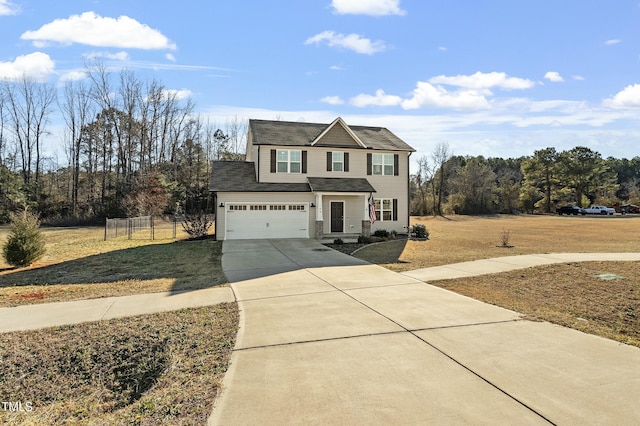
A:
[2, 0, 640, 167]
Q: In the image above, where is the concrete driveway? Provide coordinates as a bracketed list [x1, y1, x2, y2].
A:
[211, 239, 640, 425]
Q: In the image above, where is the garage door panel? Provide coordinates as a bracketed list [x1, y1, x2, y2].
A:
[226, 203, 308, 240]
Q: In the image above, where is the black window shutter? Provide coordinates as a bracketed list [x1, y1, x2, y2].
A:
[392, 199, 398, 221]
[302, 150, 307, 173]
[393, 154, 399, 176]
[367, 153, 372, 175]
[270, 149, 276, 173]
[326, 152, 332, 171]
[344, 152, 349, 172]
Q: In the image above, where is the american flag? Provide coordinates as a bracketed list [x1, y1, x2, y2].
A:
[368, 193, 377, 224]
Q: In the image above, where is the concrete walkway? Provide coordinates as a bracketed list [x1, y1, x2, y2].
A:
[0, 286, 234, 332]
[210, 240, 640, 425]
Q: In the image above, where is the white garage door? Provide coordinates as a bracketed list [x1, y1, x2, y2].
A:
[225, 203, 309, 240]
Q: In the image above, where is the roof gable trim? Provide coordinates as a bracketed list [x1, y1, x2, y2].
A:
[310, 117, 367, 148]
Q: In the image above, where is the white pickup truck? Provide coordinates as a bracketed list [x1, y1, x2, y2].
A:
[583, 205, 615, 215]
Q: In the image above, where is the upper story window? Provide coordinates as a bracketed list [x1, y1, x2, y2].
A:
[332, 151, 344, 172]
[326, 151, 349, 172]
[277, 150, 301, 173]
[373, 153, 394, 175]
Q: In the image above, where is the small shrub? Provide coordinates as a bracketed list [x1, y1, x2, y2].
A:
[390, 230, 397, 238]
[373, 229, 390, 239]
[333, 238, 344, 244]
[181, 214, 213, 240]
[2, 211, 46, 267]
[412, 224, 429, 239]
[357, 235, 372, 244]
[500, 228, 512, 247]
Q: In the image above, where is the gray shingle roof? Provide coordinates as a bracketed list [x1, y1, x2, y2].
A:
[307, 177, 376, 193]
[209, 161, 310, 192]
[249, 119, 415, 152]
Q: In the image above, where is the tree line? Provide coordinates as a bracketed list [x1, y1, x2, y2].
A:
[0, 63, 245, 224]
[411, 143, 640, 216]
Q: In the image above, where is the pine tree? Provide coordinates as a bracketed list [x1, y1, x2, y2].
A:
[2, 211, 46, 267]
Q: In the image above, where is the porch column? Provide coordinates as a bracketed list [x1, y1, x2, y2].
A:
[315, 193, 323, 221]
[315, 193, 324, 239]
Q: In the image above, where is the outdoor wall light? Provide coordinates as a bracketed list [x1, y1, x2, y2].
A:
[310, 202, 315, 207]
[219, 202, 225, 207]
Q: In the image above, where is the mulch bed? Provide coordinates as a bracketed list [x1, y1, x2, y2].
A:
[324, 234, 409, 255]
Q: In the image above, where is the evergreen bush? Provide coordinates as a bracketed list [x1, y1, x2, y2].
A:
[412, 224, 429, 239]
[2, 211, 46, 267]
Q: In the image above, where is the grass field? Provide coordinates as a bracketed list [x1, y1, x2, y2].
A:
[392, 214, 640, 270]
[0, 226, 225, 307]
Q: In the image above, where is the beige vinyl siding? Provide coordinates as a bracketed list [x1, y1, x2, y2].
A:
[258, 147, 368, 182]
[216, 192, 315, 240]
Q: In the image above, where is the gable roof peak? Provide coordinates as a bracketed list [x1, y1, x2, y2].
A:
[310, 117, 367, 148]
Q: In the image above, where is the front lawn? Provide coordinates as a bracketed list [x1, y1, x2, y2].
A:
[430, 261, 640, 348]
[0, 304, 238, 425]
[0, 227, 226, 307]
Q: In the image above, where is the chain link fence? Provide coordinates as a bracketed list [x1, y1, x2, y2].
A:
[104, 216, 179, 240]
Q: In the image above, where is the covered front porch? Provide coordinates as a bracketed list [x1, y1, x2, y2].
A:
[307, 180, 374, 241]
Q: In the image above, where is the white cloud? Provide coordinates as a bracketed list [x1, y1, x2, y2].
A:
[84, 51, 130, 61]
[429, 71, 535, 90]
[544, 71, 564, 82]
[329, 65, 345, 71]
[321, 96, 344, 105]
[573, 75, 585, 81]
[305, 31, 386, 55]
[21, 11, 176, 50]
[59, 70, 88, 82]
[331, 0, 406, 16]
[603, 84, 640, 108]
[350, 89, 402, 107]
[162, 89, 192, 101]
[438, 46, 447, 52]
[401, 82, 491, 110]
[605, 39, 621, 45]
[0, 0, 18, 15]
[166, 53, 176, 62]
[0, 52, 55, 81]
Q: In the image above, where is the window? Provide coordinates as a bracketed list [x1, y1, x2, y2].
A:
[372, 153, 394, 175]
[332, 151, 344, 172]
[229, 205, 247, 211]
[276, 150, 301, 173]
[374, 198, 395, 221]
[250, 205, 267, 211]
[288, 205, 306, 211]
[270, 205, 286, 211]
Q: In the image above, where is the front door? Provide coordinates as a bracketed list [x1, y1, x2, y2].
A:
[330, 201, 344, 233]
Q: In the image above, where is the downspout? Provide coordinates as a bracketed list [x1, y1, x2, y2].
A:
[256, 145, 260, 183]
[213, 193, 218, 241]
[407, 151, 412, 233]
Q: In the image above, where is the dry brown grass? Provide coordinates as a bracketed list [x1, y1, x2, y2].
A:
[387, 214, 640, 271]
[0, 227, 226, 307]
[431, 262, 639, 348]
[0, 303, 238, 425]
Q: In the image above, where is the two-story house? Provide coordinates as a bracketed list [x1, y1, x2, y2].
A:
[209, 117, 415, 240]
